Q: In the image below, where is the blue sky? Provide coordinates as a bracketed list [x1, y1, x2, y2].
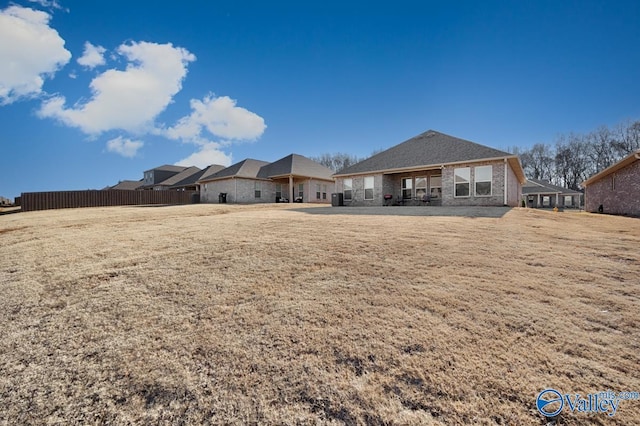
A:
[1, 0, 639, 199]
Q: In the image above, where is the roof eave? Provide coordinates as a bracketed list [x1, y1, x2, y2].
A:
[582, 150, 640, 186]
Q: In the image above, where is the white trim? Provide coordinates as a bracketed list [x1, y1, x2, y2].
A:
[364, 176, 375, 200]
[504, 159, 508, 205]
[454, 167, 471, 198]
[473, 165, 493, 197]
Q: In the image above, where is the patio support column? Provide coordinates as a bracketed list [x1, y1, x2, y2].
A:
[289, 175, 293, 203]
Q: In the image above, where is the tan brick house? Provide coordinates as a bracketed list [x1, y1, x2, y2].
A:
[582, 149, 640, 216]
[198, 154, 334, 204]
[333, 130, 525, 207]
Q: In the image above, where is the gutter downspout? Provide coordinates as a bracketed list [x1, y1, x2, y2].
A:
[504, 158, 508, 206]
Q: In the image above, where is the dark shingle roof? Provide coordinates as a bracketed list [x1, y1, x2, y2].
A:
[157, 166, 201, 187]
[144, 164, 187, 173]
[108, 180, 143, 190]
[335, 130, 514, 175]
[257, 154, 334, 180]
[199, 164, 227, 181]
[198, 159, 270, 182]
[522, 179, 582, 195]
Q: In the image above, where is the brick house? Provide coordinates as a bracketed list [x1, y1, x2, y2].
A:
[333, 130, 525, 207]
[582, 149, 640, 216]
[198, 154, 334, 204]
[522, 179, 583, 209]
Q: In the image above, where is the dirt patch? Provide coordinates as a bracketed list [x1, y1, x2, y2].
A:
[1, 204, 639, 424]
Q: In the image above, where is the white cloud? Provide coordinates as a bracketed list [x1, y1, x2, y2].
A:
[164, 94, 266, 142]
[175, 142, 233, 169]
[106, 136, 144, 158]
[77, 41, 106, 69]
[38, 41, 196, 134]
[27, 0, 63, 10]
[0, 5, 71, 105]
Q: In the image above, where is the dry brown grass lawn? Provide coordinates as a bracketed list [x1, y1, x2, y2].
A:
[1, 204, 639, 425]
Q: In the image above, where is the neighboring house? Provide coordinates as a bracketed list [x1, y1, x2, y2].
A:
[107, 180, 144, 190]
[333, 130, 525, 207]
[198, 154, 334, 204]
[141, 165, 189, 189]
[522, 179, 582, 208]
[582, 149, 640, 216]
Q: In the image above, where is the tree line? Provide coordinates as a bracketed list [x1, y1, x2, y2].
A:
[516, 119, 640, 190]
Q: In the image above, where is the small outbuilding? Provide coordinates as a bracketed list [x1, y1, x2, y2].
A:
[582, 149, 640, 216]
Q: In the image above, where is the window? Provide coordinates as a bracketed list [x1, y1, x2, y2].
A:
[415, 177, 427, 198]
[364, 176, 374, 200]
[474, 165, 492, 196]
[298, 183, 304, 199]
[254, 181, 262, 198]
[402, 177, 413, 199]
[543, 196, 551, 207]
[564, 195, 573, 206]
[612, 174, 616, 190]
[322, 185, 327, 200]
[454, 168, 470, 197]
[430, 175, 442, 199]
[344, 178, 353, 200]
[275, 183, 282, 200]
[316, 184, 321, 200]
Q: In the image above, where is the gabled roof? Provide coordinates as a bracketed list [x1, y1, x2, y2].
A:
[199, 164, 227, 181]
[155, 166, 201, 187]
[334, 130, 524, 182]
[144, 164, 187, 173]
[108, 180, 144, 190]
[198, 159, 270, 183]
[522, 179, 582, 195]
[582, 149, 640, 186]
[257, 154, 334, 180]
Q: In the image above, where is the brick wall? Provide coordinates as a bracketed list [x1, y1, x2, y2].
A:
[585, 160, 640, 216]
[441, 160, 508, 206]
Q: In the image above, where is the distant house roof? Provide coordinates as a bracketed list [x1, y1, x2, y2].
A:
[108, 180, 144, 190]
[334, 130, 525, 182]
[154, 166, 201, 187]
[582, 149, 640, 187]
[198, 159, 270, 183]
[522, 179, 582, 195]
[199, 164, 227, 181]
[257, 154, 334, 180]
[143, 164, 187, 174]
[168, 164, 226, 189]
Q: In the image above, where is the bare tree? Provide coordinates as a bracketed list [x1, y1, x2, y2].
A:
[519, 143, 554, 181]
[310, 153, 363, 172]
[612, 119, 640, 158]
[585, 125, 618, 173]
[555, 133, 590, 190]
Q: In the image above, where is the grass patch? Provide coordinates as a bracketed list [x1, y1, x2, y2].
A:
[1, 205, 639, 424]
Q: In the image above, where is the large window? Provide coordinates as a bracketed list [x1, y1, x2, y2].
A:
[255, 181, 262, 198]
[275, 183, 282, 201]
[316, 184, 321, 200]
[402, 177, 413, 199]
[430, 175, 442, 199]
[322, 185, 327, 200]
[364, 176, 374, 200]
[564, 195, 573, 206]
[415, 177, 427, 198]
[454, 168, 470, 197]
[344, 179, 353, 200]
[298, 183, 304, 200]
[474, 165, 492, 196]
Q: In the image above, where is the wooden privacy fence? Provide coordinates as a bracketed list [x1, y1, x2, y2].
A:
[20, 190, 198, 212]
